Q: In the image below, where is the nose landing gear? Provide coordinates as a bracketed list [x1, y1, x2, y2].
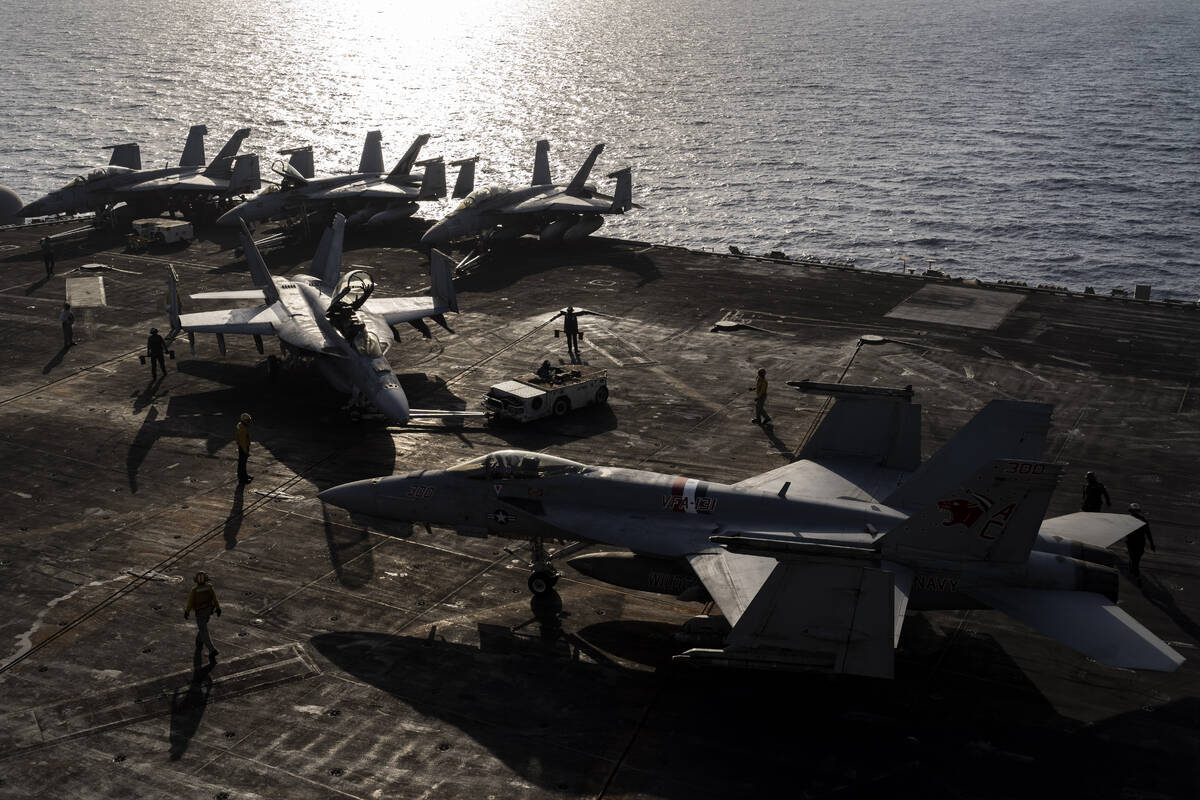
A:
[527, 536, 559, 595]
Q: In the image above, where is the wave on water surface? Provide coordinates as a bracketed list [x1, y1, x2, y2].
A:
[0, 0, 1197, 297]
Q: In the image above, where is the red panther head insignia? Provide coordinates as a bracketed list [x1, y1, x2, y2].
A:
[937, 498, 985, 528]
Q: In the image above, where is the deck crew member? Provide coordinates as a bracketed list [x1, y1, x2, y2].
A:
[752, 368, 771, 425]
[60, 302, 75, 348]
[563, 306, 581, 364]
[1081, 471, 1111, 511]
[184, 571, 221, 660]
[146, 327, 167, 379]
[41, 238, 55, 277]
[235, 413, 253, 484]
[1125, 503, 1157, 584]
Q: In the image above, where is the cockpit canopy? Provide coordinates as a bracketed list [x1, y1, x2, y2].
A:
[453, 185, 508, 212]
[446, 450, 588, 480]
[67, 166, 127, 187]
[330, 269, 374, 310]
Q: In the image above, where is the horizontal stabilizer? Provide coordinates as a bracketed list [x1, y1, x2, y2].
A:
[1038, 512, 1145, 549]
[885, 400, 1052, 510]
[969, 588, 1184, 672]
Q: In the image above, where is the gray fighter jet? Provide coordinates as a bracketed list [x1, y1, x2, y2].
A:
[420, 140, 634, 246]
[20, 126, 256, 218]
[216, 131, 445, 228]
[168, 214, 459, 425]
[319, 384, 1184, 677]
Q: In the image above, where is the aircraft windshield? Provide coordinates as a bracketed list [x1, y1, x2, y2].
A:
[68, 167, 112, 187]
[454, 185, 506, 212]
[446, 450, 587, 480]
[330, 270, 375, 309]
[352, 330, 384, 357]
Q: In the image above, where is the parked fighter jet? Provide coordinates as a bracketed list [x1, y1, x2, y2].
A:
[319, 384, 1184, 678]
[19, 126, 255, 218]
[216, 131, 445, 228]
[168, 214, 459, 425]
[420, 140, 634, 246]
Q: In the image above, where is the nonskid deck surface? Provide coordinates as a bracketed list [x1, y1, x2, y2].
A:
[0, 220, 1197, 798]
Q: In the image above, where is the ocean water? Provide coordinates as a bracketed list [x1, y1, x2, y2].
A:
[1, 0, 1197, 297]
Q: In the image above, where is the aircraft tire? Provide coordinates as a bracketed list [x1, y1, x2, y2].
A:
[553, 397, 571, 417]
[595, 386, 609, 405]
[528, 571, 556, 595]
[267, 355, 280, 381]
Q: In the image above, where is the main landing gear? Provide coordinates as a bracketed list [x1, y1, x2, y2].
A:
[523, 537, 590, 595]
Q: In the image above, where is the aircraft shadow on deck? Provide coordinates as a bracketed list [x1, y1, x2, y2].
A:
[322, 502, 380, 589]
[451, 239, 661, 293]
[307, 616, 1188, 799]
[125, 364, 397, 496]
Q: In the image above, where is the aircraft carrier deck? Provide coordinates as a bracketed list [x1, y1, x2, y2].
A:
[0, 218, 1197, 799]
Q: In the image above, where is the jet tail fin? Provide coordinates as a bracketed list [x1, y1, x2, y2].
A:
[429, 250, 459, 314]
[792, 381, 921, 470]
[179, 125, 208, 168]
[227, 155, 261, 195]
[415, 158, 446, 200]
[238, 219, 280, 303]
[532, 139, 551, 185]
[607, 167, 633, 213]
[387, 133, 430, 180]
[281, 145, 314, 179]
[358, 130, 385, 174]
[306, 214, 345, 291]
[106, 143, 141, 170]
[884, 401, 1052, 511]
[203, 128, 251, 177]
[451, 157, 478, 199]
[880, 459, 1062, 565]
[567, 143, 605, 194]
[166, 265, 182, 334]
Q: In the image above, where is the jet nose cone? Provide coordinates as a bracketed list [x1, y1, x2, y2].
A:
[19, 200, 44, 218]
[420, 221, 450, 245]
[216, 207, 244, 226]
[374, 386, 411, 425]
[318, 478, 379, 516]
